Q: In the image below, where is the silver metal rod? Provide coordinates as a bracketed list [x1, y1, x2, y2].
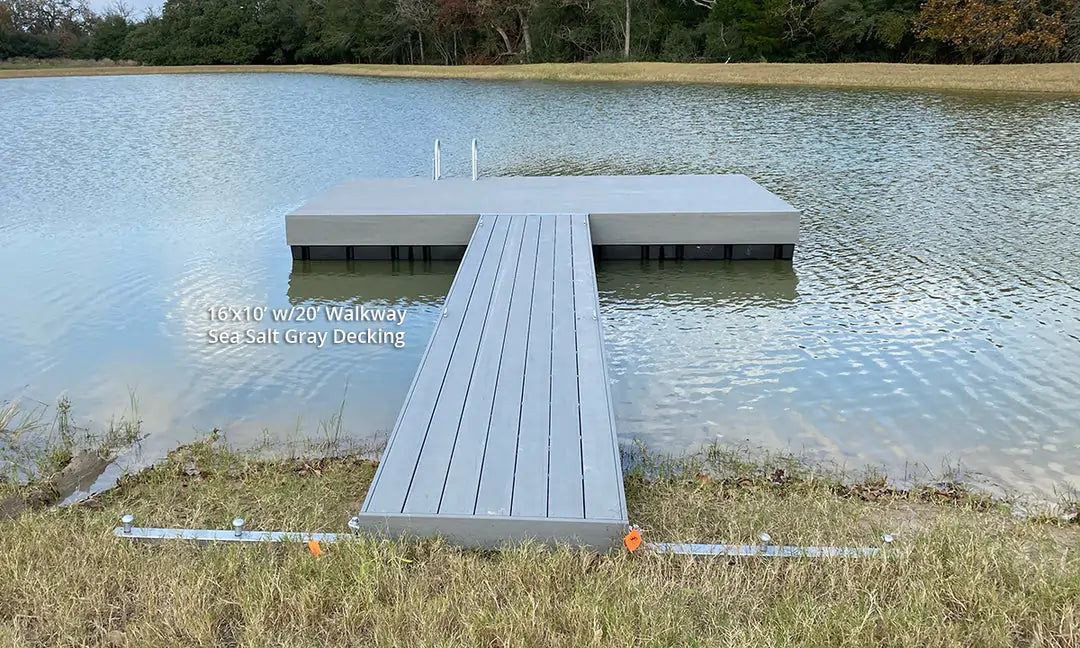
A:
[646, 542, 881, 558]
[114, 529, 880, 554]
[114, 513, 892, 556]
[113, 526, 356, 544]
[471, 139, 478, 181]
[433, 139, 441, 180]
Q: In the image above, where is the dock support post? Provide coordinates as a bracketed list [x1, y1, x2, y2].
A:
[471, 139, 478, 180]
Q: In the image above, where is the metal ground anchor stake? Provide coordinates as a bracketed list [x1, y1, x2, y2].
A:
[348, 517, 360, 534]
[121, 514, 134, 534]
[232, 518, 245, 538]
[758, 532, 772, 554]
[882, 533, 895, 546]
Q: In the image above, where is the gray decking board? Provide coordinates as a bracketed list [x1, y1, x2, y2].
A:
[362, 216, 498, 514]
[512, 214, 555, 519]
[356, 213, 627, 550]
[402, 215, 513, 514]
[548, 215, 585, 519]
[437, 215, 526, 516]
[474, 216, 540, 517]
[572, 216, 627, 520]
[291, 175, 796, 218]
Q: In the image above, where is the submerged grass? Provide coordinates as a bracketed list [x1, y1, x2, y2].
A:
[1, 395, 141, 491]
[0, 435, 1078, 647]
[1, 61, 1078, 94]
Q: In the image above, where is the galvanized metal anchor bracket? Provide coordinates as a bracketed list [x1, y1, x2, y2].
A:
[113, 514, 363, 545]
[644, 532, 897, 558]
[117, 514, 896, 557]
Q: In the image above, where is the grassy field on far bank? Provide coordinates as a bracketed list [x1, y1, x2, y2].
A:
[1, 61, 1079, 94]
[1, 432, 1078, 647]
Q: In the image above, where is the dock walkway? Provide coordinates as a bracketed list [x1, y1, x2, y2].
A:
[354, 213, 628, 549]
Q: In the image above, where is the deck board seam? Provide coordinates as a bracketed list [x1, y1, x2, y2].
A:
[510, 215, 542, 518]
[572, 216, 587, 515]
[475, 215, 541, 516]
[545, 216, 557, 516]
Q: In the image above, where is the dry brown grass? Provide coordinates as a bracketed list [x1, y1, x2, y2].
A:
[0, 57, 140, 70]
[1, 61, 1078, 93]
[0, 438, 1078, 647]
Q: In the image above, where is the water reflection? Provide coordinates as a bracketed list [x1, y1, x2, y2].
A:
[597, 259, 798, 305]
[288, 260, 457, 304]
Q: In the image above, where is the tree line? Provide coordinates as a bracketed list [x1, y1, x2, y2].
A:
[2, 0, 1078, 66]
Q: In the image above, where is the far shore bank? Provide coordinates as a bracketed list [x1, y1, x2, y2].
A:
[2, 61, 1079, 94]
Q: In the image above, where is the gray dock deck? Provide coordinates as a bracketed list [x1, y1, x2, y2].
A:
[287, 174, 800, 261]
[354, 212, 627, 549]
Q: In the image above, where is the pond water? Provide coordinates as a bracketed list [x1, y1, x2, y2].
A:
[1, 73, 1078, 499]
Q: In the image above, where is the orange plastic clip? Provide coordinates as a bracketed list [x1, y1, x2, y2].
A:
[307, 540, 323, 557]
[623, 528, 642, 552]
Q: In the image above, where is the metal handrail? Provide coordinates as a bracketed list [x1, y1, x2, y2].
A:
[471, 138, 478, 181]
[429, 138, 481, 181]
[430, 138, 478, 181]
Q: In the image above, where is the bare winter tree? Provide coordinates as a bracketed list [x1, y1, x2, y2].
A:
[517, 4, 532, 58]
[5, 0, 85, 33]
[106, 0, 132, 18]
[779, 0, 814, 41]
[393, 0, 437, 62]
[596, 0, 635, 59]
[477, 0, 537, 59]
[1066, 0, 1080, 61]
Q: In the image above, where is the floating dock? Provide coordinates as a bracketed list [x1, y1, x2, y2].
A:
[286, 174, 800, 261]
[287, 172, 800, 550]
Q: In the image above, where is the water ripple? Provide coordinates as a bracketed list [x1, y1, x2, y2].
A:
[1, 75, 1078, 498]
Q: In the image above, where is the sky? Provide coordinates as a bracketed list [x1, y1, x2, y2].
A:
[87, 0, 163, 19]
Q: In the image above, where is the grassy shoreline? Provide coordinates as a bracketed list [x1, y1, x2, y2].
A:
[2, 434, 1078, 646]
[1, 61, 1079, 93]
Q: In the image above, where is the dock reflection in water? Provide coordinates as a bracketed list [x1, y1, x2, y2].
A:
[597, 260, 801, 452]
[288, 259, 457, 304]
